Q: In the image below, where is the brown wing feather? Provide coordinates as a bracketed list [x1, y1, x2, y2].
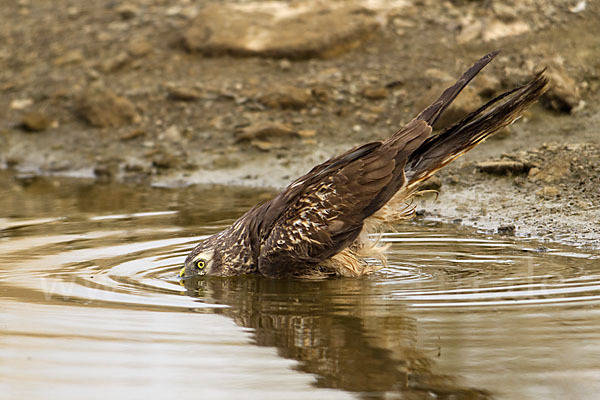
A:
[405, 72, 549, 189]
[256, 53, 500, 277]
[257, 124, 429, 277]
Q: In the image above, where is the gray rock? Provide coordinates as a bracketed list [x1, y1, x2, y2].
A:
[182, 3, 380, 59]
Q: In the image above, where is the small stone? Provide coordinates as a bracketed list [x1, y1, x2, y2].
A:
[476, 160, 531, 175]
[457, 19, 483, 44]
[424, 68, 454, 83]
[482, 20, 530, 42]
[166, 6, 182, 16]
[311, 85, 329, 102]
[541, 64, 581, 113]
[235, 121, 297, 141]
[209, 115, 233, 130]
[120, 128, 145, 141]
[362, 86, 388, 100]
[21, 111, 53, 132]
[75, 87, 140, 128]
[298, 129, 316, 138]
[152, 153, 179, 169]
[101, 51, 130, 73]
[302, 138, 317, 146]
[127, 40, 152, 57]
[167, 86, 202, 101]
[279, 59, 292, 71]
[358, 112, 379, 125]
[10, 98, 33, 110]
[492, 3, 519, 21]
[116, 3, 138, 20]
[258, 86, 312, 109]
[527, 167, 541, 180]
[53, 49, 84, 66]
[163, 125, 182, 141]
[537, 185, 559, 197]
[250, 140, 280, 151]
[497, 224, 516, 235]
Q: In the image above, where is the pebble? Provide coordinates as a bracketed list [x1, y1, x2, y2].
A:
[542, 64, 581, 113]
[361, 86, 388, 100]
[10, 98, 33, 110]
[258, 86, 312, 110]
[279, 59, 292, 71]
[167, 86, 203, 101]
[120, 129, 146, 141]
[21, 112, 53, 132]
[75, 87, 140, 128]
[497, 224, 516, 235]
[235, 121, 297, 142]
[127, 40, 152, 58]
[116, 3, 138, 20]
[537, 185, 559, 197]
[101, 51, 130, 73]
[476, 160, 532, 175]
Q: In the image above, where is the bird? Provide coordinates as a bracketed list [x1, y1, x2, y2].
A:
[180, 51, 548, 279]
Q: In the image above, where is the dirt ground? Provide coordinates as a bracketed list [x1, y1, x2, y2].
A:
[1, 0, 599, 248]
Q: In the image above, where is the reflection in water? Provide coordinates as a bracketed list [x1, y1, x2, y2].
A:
[182, 276, 490, 399]
[2, 172, 600, 400]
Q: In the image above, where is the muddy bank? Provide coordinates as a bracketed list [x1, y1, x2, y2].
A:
[1, 0, 599, 248]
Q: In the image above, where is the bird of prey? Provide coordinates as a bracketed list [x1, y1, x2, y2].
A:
[181, 51, 548, 279]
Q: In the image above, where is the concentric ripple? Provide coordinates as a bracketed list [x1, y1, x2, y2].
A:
[376, 225, 600, 308]
[2, 177, 600, 400]
[2, 211, 598, 312]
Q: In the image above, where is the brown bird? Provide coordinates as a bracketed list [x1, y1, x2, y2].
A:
[181, 51, 548, 279]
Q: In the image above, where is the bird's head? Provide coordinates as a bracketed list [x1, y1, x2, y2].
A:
[180, 241, 216, 279]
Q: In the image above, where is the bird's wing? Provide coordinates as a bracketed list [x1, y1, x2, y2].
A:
[257, 120, 431, 277]
[256, 51, 500, 277]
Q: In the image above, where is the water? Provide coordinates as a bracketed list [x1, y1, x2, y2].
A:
[1, 172, 600, 400]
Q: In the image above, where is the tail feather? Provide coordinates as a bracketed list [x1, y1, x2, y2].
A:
[416, 50, 499, 127]
[405, 71, 549, 188]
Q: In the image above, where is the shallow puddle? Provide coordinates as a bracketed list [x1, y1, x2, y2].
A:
[1, 173, 599, 399]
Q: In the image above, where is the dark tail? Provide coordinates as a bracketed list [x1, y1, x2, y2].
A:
[416, 50, 499, 127]
[405, 71, 549, 189]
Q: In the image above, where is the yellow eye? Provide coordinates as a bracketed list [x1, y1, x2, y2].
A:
[196, 260, 206, 269]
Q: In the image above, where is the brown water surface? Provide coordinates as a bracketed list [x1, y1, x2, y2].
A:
[1, 173, 599, 399]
